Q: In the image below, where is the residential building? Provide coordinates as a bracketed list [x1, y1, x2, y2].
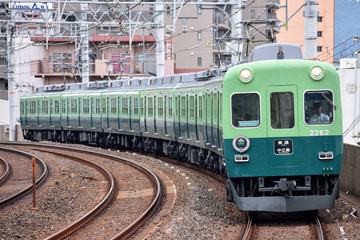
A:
[276, 0, 335, 63]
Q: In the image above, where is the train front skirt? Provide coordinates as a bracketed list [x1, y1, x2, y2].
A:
[227, 178, 340, 212]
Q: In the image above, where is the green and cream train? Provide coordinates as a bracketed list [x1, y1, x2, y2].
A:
[20, 43, 343, 212]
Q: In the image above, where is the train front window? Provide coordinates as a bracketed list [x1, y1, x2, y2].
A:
[231, 93, 260, 127]
[305, 91, 333, 125]
[270, 92, 294, 129]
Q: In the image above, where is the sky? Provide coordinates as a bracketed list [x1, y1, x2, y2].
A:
[334, 0, 360, 59]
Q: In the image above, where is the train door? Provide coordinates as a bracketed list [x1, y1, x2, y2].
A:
[195, 95, 199, 141]
[20, 100, 27, 126]
[117, 96, 121, 130]
[164, 96, 168, 135]
[174, 96, 180, 138]
[49, 99, 53, 126]
[66, 98, 70, 127]
[105, 97, 110, 129]
[206, 93, 213, 145]
[37, 99, 40, 126]
[90, 98, 94, 128]
[217, 92, 222, 147]
[185, 95, 189, 139]
[129, 97, 132, 130]
[78, 97, 81, 127]
[266, 86, 299, 167]
[153, 96, 157, 133]
[144, 97, 147, 132]
[213, 91, 220, 147]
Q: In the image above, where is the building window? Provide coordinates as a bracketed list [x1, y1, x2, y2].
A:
[111, 54, 131, 74]
[251, 10, 255, 19]
[317, 46, 322, 52]
[317, 31, 322, 37]
[51, 53, 72, 73]
[317, 16, 323, 22]
[197, 5, 202, 15]
[197, 57, 202, 66]
[197, 31, 202, 41]
[166, 5, 171, 15]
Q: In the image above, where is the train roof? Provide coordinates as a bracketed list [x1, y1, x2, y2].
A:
[28, 66, 227, 96]
[249, 43, 303, 62]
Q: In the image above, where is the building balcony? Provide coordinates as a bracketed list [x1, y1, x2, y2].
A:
[31, 58, 158, 80]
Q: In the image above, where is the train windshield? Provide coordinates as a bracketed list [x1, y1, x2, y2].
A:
[231, 93, 260, 127]
[305, 91, 334, 125]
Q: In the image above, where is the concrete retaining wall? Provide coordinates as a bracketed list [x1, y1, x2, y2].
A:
[341, 144, 360, 197]
[0, 124, 24, 142]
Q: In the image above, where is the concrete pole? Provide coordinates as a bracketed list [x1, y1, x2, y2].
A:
[81, 3, 89, 83]
[231, 1, 243, 63]
[303, 0, 318, 59]
[7, 22, 16, 142]
[154, 0, 165, 77]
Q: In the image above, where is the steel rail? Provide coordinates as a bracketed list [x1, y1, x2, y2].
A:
[24, 144, 163, 240]
[0, 147, 49, 208]
[0, 157, 10, 185]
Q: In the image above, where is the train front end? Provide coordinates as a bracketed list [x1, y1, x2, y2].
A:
[222, 58, 343, 212]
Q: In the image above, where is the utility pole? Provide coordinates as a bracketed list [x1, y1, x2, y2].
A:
[80, 3, 89, 83]
[154, 0, 165, 77]
[231, 0, 243, 63]
[303, 0, 318, 59]
[7, 21, 16, 141]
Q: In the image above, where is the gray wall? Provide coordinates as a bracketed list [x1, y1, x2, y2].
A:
[0, 124, 24, 141]
[341, 144, 360, 197]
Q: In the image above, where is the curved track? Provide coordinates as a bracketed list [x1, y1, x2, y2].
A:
[1, 142, 164, 239]
[0, 157, 10, 185]
[0, 147, 48, 208]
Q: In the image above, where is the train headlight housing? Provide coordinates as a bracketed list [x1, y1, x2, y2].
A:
[232, 135, 250, 153]
[239, 68, 253, 83]
[310, 66, 324, 80]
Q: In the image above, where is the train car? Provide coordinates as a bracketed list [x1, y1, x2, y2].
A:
[20, 43, 343, 213]
[20, 69, 225, 174]
[223, 43, 343, 212]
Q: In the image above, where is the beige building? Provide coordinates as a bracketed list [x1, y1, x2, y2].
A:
[276, 0, 335, 63]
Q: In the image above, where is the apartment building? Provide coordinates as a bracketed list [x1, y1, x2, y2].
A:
[0, 0, 281, 99]
[276, 0, 335, 62]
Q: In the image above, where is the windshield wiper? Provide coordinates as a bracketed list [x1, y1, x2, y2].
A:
[322, 92, 336, 110]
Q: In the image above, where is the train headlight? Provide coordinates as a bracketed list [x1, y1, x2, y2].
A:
[239, 68, 253, 83]
[310, 66, 324, 80]
[232, 135, 250, 153]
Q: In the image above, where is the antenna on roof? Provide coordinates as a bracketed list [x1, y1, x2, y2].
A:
[277, 46, 284, 59]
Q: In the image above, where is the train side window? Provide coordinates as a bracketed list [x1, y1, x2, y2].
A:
[270, 92, 294, 129]
[30, 100, 36, 114]
[231, 93, 260, 127]
[55, 100, 60, 114]
[305, 91, 333, 125]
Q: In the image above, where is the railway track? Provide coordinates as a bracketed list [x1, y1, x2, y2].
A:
[0, 147, 48, 208]
[0, 156, 10, 185]
[1, 142, 357, 239]
[239, 211, 326, 240]
[0, 142, 165, 239]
